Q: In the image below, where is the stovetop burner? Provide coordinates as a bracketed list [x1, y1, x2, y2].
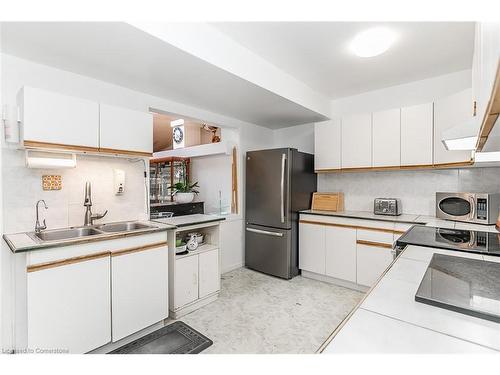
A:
[396, 225, 500, 256]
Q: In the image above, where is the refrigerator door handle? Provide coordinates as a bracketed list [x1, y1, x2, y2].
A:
[280, 153, 286, 223]
[246, 227, 284, 237]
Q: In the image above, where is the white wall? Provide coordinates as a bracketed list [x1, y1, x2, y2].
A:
[273, 123, 314, 154]
[331, 69, 472, 116]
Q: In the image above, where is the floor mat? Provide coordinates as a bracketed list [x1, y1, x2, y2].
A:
[109, 321, 212, 354]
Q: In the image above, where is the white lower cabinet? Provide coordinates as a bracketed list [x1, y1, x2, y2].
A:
[299, 223, 326, 274]
[111, 244, 169, 342]
[27, 254, 111, 354]
[173, 248, 221, 312]
[174, 255, 199, 309]
[356, 244, 394, 287]
[325, 226, 357, 282]
[299, 216, 397, 289]
[199, 249, 220, 299]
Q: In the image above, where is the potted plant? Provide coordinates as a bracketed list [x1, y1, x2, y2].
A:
[168, 162, 199, 203]
[169, 181, 200, 203]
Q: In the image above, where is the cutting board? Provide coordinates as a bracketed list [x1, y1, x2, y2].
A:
[311, 192, 344, 212]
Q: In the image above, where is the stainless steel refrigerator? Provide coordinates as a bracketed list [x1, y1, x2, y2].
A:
[245, 148, 317, 279]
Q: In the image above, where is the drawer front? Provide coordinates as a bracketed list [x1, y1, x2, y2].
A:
[300, 214, 395, 230]
[357, 229, 394, 244]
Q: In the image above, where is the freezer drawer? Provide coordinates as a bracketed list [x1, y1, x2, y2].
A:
[245, 224, 294, 279]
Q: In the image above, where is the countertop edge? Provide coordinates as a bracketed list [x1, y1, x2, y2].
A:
[3, 222, 174, 253]
[299, 209, 425, 224]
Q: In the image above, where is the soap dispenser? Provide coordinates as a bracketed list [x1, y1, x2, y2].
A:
[114, 169, 125, 195]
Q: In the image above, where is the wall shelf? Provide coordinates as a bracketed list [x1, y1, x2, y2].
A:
[152, 141, 234, 160]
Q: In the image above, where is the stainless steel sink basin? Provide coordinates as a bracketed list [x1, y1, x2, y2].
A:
[96, 222, 153, 233]
[33, 227, 102, 242]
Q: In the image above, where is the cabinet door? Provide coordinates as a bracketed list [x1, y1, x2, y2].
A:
[99, 103, 153, 154]
[325, 226, 356, 282]
[299, 222, 325, 274]
[314, 119, 341, 170]
[174, 255, 199, 309]
[199, 249, 220, 298]
[19, 86, 99, 148]
[27, 254, 111, 353]
[372, 108, 401, 167]
[341, 113, 372, 168]
[433, 89, 474, 165]
[356, 244, 394, 287]
[401, 103, 433, 166]
[111, 245, 168, 342]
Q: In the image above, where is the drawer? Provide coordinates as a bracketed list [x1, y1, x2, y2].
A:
[300, 214, 395, 230]
[357, 229, 394, 244]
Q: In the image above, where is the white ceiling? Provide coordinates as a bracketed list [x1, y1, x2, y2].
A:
[211, 22, 475, 98]
[0, 22, 328, 128]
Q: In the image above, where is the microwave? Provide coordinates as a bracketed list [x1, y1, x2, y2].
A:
[436, 192, 500, 224]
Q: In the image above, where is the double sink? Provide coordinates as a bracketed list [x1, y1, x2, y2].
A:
[29, 221, 155, 243]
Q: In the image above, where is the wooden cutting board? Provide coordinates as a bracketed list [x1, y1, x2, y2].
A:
[311, 192, 344, 212]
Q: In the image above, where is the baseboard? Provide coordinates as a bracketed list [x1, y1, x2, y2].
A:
[301, 270, 369, 292]
[222, 262, 243, 274]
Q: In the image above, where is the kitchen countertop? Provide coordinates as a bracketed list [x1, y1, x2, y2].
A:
[3, 220, 174, 253]
[300, 209, 500, 232]
[152, 213, 226, 228]
[322, 245, 500, 353]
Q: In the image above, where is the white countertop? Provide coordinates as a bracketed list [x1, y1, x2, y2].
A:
[323, 245, 500, 353]
[152, 213, 225, 228]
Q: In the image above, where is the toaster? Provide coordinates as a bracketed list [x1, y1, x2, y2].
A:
[374, 198, 402, 216]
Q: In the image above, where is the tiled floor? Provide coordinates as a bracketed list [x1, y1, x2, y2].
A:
[179, 267, 364, 354]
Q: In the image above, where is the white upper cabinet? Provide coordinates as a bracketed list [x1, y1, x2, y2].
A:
[473, 22, 500, 128]
[400, 103, 433, 166]
[372, 108, 401, 167]
[19, 86, 99, 148]
[433, 89, 473, 165]
[99, 104, 153, 154]
[314, 119, 341, 170]
[341, 113, 372, 168]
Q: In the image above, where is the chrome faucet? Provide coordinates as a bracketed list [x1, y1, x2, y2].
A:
[35, 199, 48, 233]
[83, 181, 108, 226]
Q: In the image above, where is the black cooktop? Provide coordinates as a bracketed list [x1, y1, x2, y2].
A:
[415, 253, 500, 323]
[396, 225, 500, 257]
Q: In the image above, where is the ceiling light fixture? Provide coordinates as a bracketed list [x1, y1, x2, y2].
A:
[350, 27, 397, 58]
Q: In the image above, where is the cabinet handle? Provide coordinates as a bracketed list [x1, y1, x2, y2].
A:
[27, 251, 110, 273]
[356, 240, 393, 249]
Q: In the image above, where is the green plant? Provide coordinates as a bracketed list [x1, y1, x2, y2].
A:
[168, 160, 199, 195]
[169, 181, 200, 195]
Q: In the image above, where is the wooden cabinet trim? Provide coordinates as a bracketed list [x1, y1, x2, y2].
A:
[24, 141, 153, 157]
[98, 147, 153, 157]
[476, 62, 500, 152]
[299, 219, 398, 234]
[111, 242, 167, 257]
[356, 240, 393, 249]
[24, 140, 99, 153]
[315, 160, 473, 174]
[27, 251, 110, 273]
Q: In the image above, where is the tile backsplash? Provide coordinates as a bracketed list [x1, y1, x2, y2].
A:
[2, 148, 148, 233]
[318, 167, 500, 216]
